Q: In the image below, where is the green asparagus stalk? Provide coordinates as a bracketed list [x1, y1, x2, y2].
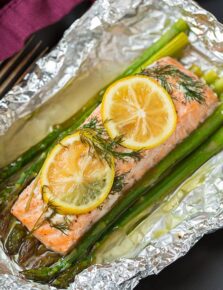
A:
[0, 152, 46, 213]
[30, 252, 63, 269]
[4, 221, 27, 255]
[212, 77, 223, 95]
[52, 258, 91, 288]
[189, 65, 223, 95]
[203, 70, 218, 85]
[22, 103, 223, 283]
[133, 32, 188, 73]
[123, 19, 189, 75]
[0, 214, 14, 239]
[189, 64, 203, 77]
[53, 125, 223, 288]
[0, 19, 189, 184]
[18, 236, 40, 266]
[19, 240, 60, 269]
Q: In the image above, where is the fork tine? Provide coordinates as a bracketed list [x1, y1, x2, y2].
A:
[0, 48, 26, 80]
[15, 46, 49, 86]
[0, 41, 43, 97]
[0, 36, 35, 81]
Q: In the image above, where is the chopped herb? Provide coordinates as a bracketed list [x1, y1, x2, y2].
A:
[111, 173, 127, 193]
[29, 187, 71, 235]
[79, 127, 141, 167]
[140, 64, 205, 103]
[46, 197, 62, 213]
[29, 203, 50, 235]
[82, 117, 104, 136]
[58, 142, 69, 149]
[47, 215, 72, 236]
[97, 204, 104, 210]
[25, 174, 40, 211]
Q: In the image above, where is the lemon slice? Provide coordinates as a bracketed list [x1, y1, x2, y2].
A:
[101, 75, 177, 150]
[40, 131, 115, 215]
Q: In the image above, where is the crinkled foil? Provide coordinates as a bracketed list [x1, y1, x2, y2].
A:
[1, 0, 223, 289]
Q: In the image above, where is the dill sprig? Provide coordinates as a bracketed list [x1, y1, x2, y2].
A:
[46, 215, 72, 236]
[79, 127, 141, 167]
[80, 117, 141, 165]
[140, 64, 205, 104]
[29, 187, 71, 235]
[29, 204, 50, 235]
[82, 117, 104, 135]
[25, 174, 40, 211]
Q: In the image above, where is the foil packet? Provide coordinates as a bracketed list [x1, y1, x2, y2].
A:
[0, 0, 223, 289]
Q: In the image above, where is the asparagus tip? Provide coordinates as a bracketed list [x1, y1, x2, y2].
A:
[21, 267, 56, 283]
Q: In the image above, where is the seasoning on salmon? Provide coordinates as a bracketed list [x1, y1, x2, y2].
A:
[11, 57, 218, 254]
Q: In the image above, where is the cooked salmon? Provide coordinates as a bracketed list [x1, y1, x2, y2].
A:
[11, 57, 218, 254]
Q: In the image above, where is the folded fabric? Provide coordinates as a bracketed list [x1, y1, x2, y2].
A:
[0, 0, 93, 61]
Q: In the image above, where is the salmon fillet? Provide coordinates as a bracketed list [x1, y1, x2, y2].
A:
[11, 57, 218, 254]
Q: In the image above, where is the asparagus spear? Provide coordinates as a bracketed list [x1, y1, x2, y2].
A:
[52, 124, 223, 288]
[0, 152, 46, 216]
[22, 103, 223, 283]
[189, 65, 223, 95]
[4, 221, 27, 255]
[18, 236, 40, 266]
[189, 64, 203, 77]
[0, 19, 189, 184]
[52, 258, 91, 288]
[29, 252, 62, 269]
[212, 77, 223, 95]
[203, 70, 218, 85]
[0, 214, 14, 239]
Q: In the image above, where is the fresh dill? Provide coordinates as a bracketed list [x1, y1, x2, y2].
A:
[140, 64, 205, 104]
[47, 198, 61, 213]
[29, 187, 71, 235]
[79, 127, 141, 167]
[82, 117, 104, 135]
[25, 174, 40, 211]
[80, 116, 141, 165]
[111, 173, 127, 193]
[46, 215, 72, 236]
[29, 203, 50, 235]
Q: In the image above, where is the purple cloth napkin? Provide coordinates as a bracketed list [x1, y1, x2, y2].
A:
[0, 0, 90, 61]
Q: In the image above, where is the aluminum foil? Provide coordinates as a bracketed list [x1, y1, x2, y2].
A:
[1, 0, 223, 289]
